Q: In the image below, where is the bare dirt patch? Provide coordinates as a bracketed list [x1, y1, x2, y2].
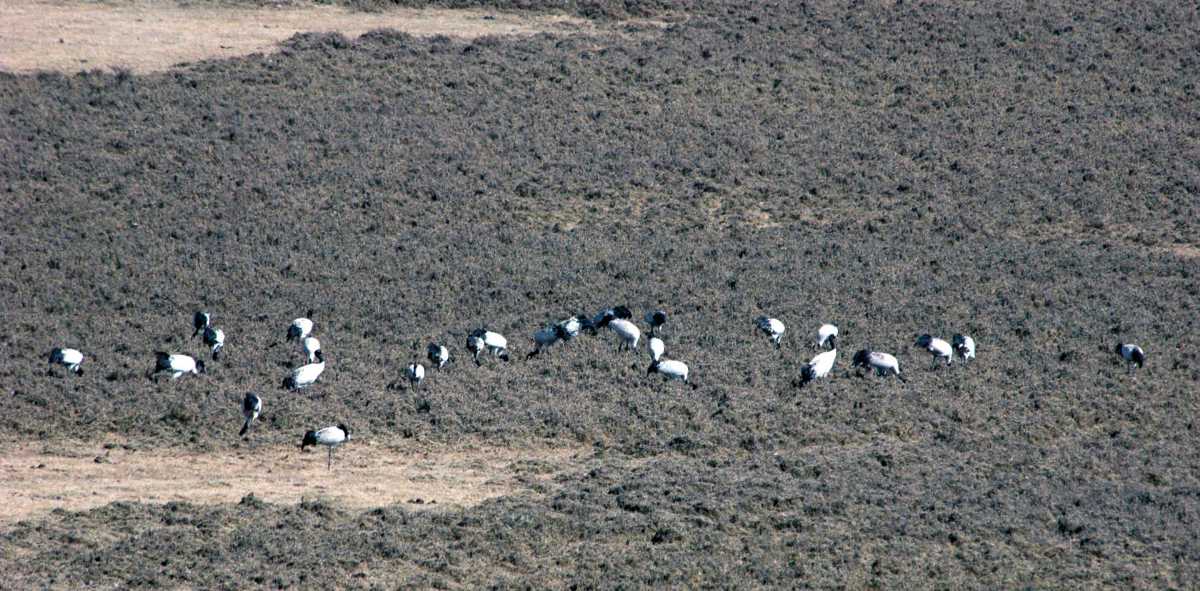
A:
[1005, 221, 1200, 260]
[0, 439, 584, 522]
[0, 0, 617, 74]
[1167, 243, 1200, 259]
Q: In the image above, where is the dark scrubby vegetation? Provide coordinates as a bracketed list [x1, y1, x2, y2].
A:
[1, 0, 1199, 586]
[340, 0, 689, 19]
[182, 0, 693, 19]
[6, 447, 1197, 588]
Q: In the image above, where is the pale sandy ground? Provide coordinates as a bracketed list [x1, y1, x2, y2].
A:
[0, 439, 587, 522]
[0, 0, 661, 74]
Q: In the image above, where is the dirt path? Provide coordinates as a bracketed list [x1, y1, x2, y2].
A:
[1004, 221, 1200, 260]
[0, 0, 644, 74]
[0, 440, 585, 522]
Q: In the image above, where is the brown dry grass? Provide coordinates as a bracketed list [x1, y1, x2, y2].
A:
[0, 0, 607, 74]
[0, 438, 585, 522]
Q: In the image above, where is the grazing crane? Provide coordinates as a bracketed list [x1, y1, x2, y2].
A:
[644, 309, 668, 335]
[467, 329, 509, 365]
[952, 334, 976, 363]
[556, 315, 585, 340]
[588, 306, 632, 335]
[799, 349, 837, 387]
[202, 326, 225, 360]
[605, 318, 641, 352]
[427, 343, 450, 370]
[1115, 342, 1145, 374]
[283, 351, 325, 389]
[467, 330, 485, 363]
[287, 311, 314, 342]
[527, 325, 563, 359]
[915, 334, 953, 367]
[302, 336, 321, 364]
[754, 316, 786, 348]
[300, 424, 350, 470]
[526, 315, 586, 358]
[151, 352, 205, 380]
[48, 348, 84, 376]
[240, 392, 262, 437]
[192, 311, 210, 337]
[648, 336, 665, 362]
[851, 349, 905, 381]
[648, 359, 689, 383]
[816, 324, 838, 350]
[601, 305, 633, 321]
[407, 362, 425, 389]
